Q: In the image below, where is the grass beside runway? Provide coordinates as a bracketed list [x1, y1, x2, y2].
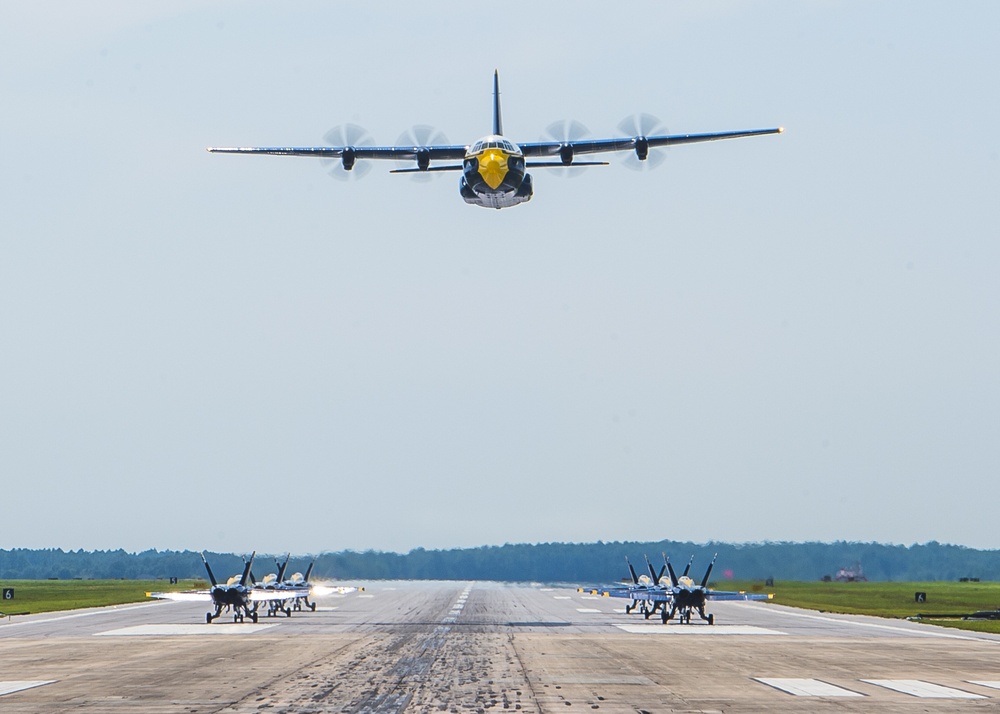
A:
[726, 579, 1000, 633]
[0, 579, 206, 616]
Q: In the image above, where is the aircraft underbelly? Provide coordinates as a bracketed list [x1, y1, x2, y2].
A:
[460, 172, 532, 210]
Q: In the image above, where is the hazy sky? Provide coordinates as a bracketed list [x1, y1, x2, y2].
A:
[2, 2, 998, 554]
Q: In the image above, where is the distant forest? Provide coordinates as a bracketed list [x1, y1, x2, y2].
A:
[1, 541, 997, 583]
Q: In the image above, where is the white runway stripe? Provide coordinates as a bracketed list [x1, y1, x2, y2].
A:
[616, 624, 785, 635]
[755, 678, 863, 697]
[0, 681, 55, 697]
[96, 624, 277, 636]
[968, 681, 1000, 690]
[576, 608, 601, 613]
[861, 680, 985, 699]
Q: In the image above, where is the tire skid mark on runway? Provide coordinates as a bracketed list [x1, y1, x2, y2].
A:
[219, 583, 539, 714]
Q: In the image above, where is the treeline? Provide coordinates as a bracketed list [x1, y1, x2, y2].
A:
[0, 541, 996, 583]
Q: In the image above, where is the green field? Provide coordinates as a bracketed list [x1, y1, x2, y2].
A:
[0, 579, 205, 616]
[727, 579, 1000, 633]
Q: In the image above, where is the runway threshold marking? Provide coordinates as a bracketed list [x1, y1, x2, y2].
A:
[968, 681, 1000, 690]
[755, 678, 864, 697]
[861, 680, 986, 699]
[0, 681, 56, 697]
[615, 624, 785, 635]
[95, 624, 278, 636]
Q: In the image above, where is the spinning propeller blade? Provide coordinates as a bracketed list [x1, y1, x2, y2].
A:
[617, 113, 668, 171]
[395, 125, 450, 180]
[541, 119, 592, 177]
[321, 124, 374, 180]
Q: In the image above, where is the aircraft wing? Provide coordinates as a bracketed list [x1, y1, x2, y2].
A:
[248, 588, 302, 603]
[147, 590, 211, 602]
[706, 590, 773, 602]
[207, 145, 469, 161]
[598, 587, 671, 603]
[516, 127, 783, 160]
[311, 585, 363, 596]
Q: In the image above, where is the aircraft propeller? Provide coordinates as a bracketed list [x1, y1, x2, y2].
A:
[321, 124, 375, 180]
[394, 125, 450, 181]
[541, 119, 593, 177]
[617, 113, 669, 170]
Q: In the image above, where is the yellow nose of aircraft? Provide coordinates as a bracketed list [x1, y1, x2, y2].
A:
[478, 149, 509, 189]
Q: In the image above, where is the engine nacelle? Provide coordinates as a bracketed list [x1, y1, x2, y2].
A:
[559, 144, 574, 166]
[342, 147, 357, 171]
[416, 149, 430, 171]
[634, 137, 649, 161]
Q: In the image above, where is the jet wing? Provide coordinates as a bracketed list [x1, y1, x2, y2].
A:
[516, 127, 783, 160]
[147, 590, 211, 602]
[706, 590, 773, 602]
[249, 588, 303, 602]
[310, 584, 363, 596]
[597, 587, 671, 603]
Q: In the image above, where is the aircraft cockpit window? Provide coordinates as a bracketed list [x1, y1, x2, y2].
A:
[502, 140, 515, 152]
[471, 141, 483, 153]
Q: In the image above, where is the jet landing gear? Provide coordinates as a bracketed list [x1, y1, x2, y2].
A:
[206, 606, 258, 624]
[266, 602, 292, 618]
[660, 606, 715, 625]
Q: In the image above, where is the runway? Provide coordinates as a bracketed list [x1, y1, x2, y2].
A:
[2, 581, 1000, 712]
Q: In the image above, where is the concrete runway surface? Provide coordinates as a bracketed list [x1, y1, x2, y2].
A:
[2, 580, 1000, 712]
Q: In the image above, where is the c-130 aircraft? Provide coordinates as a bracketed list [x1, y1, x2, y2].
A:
[208, 71, 782, 209]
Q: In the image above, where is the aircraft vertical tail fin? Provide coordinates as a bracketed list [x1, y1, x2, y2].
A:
[664, 555, 679, 588]
[240, 552, 256, 587]
[202, 552, 218, 586]
[701, 553, 718, 588]
[625, 556, 639, 585]
[276, 553, 290, 582]
[644, 554, 659, 583]
[493, 70, 503, 136]
[682, 555, 694, 578]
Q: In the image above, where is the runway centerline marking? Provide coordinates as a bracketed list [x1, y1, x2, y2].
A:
[0, 681, 56, 697]
[576, 608, 601, 613]
[862, 680, 985, 698]
[755, 678, 864, 697]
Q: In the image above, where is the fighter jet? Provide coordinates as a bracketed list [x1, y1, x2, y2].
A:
[597, 554, 771, 624]
[147, 552, 303, 623]
[253, 555, 363, 617]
